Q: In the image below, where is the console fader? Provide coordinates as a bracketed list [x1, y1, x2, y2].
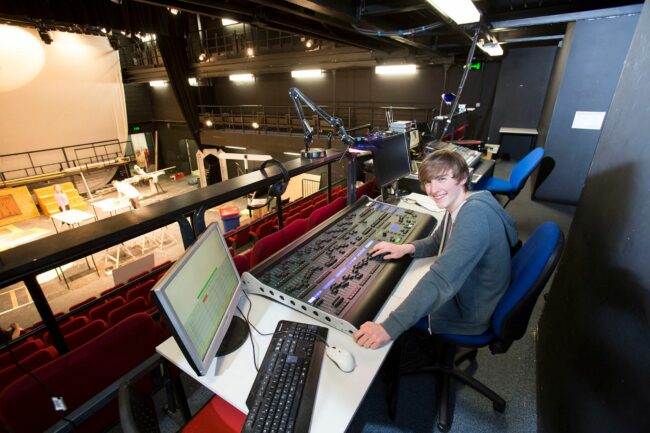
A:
[241, 196, 437, 335]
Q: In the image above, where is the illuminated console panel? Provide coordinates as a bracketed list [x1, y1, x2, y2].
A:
[241, 196, 437, 335]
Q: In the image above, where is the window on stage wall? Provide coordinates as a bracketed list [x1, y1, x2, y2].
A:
[0, 25, 128, 156]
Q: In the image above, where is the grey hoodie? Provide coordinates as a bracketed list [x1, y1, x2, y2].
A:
[381, 191, 518, 338]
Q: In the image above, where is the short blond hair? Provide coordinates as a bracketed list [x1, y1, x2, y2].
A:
[418, 149, 469, 191]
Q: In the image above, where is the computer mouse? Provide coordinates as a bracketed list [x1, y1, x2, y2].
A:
[325, 346, 356, 373]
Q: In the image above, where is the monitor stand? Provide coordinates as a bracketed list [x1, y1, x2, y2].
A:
[216, 316, 249, 357]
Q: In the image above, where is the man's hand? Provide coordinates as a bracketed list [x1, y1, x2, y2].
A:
[353, 322, 391, 349]
[369, 242, 415, 260]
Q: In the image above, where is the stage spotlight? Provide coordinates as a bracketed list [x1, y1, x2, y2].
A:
[246, 47, 254, 57]
[198, 52, 207, 62]
[205, 119, 213, 127]
[305, 39, 314, 48]
[38, 29, 52, 45]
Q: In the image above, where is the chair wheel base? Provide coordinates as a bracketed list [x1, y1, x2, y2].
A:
[493, 401, 506, 413]
[437, 421, 451, 432]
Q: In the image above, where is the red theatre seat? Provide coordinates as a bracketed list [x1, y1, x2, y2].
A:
[68, 296, 98, 312]
[250, 219, 308, 267]
[0, 313, 157, 433]
[64, 320, 108, 350]
[108, 297, 149, 326]
[232, 253, 251, 275]
[88, 296, 126, 323]
[308, 197, 346, 230]
[125, 279, 157, 305]
[0, 339, 46, 370]
[0, 346, 58, 390]
[249, 219, 275, 241]
[43, 316, 90, 345]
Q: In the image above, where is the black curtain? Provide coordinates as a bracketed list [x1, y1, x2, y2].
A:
[157, 34, 202, 147]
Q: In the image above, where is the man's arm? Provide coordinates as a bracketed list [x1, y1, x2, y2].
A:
[379, 209, 491, 340]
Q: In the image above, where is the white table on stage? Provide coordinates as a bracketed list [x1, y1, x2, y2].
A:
[91, 197, 132, 217]
[156, 194, 444, 433]
[50, 209, 96, 233]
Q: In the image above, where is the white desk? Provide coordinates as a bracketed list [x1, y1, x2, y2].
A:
[91, 197, 132, 218]
[50, 209, 96, 233]
[156, 195, 442, 433]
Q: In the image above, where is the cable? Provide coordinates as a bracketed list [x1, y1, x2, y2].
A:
[2, 336, 71, 424]
[236, 291, 331, 371]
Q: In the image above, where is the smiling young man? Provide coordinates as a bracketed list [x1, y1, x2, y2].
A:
[353, 150, 518, 349]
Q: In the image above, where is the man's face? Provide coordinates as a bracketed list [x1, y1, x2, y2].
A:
[424, 170, 467, 212]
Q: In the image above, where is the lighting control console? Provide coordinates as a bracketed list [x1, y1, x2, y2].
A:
[241, 196, 437, 335]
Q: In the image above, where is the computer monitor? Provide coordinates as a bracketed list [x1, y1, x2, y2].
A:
[371, 132, 413, 189]
[153, 222, 248, 376]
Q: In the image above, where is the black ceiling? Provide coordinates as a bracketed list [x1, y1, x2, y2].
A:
[0, 0, 643, 62]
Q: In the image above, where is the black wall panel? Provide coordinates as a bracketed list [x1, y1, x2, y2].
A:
[537, 4, 650, 433]
[124, 83, 153, 124]
[534, 14, 638, 204]
[487, 46, 557, 159]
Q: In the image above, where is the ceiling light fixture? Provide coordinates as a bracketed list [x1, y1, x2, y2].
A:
[188, 77, 198, 86]
[222, 18, 238, 26]
[149, 80, 167, 87]
[229, 73, 254, 82]
[198, 52, 207, 62]
[291, 69, 323, 78]
[246, 47, 254, 57]
[205, 119, 213, 127]
[375, 64, 417, 75]
[305, 39, 314, 48]
[169, 8, 179, 15]
[252, 122, 260, 129]
[426, 0, 481, 25]
[478, 41, 503, 56]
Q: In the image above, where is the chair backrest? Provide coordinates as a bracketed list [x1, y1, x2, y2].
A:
[0, 346, 58, 390]
[88, 296, 127, 323]
[250, 219, 308, 267]
[0, 339, 46, 369]
[0, 313, 157, 433]
[308, 197, 346, 230]
[232, 253, 251, 275]
[508, 147, 545, 192]
[491, 222, 564, 350]
[109, 298, 149, 326]
[69, 296, 98, 312]
[126, 279, 157, 303]
[43, 316, 90, 345]
[65, 319, 108, 350]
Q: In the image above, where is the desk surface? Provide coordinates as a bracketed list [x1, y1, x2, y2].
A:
[156, 197, 441, 433]
[499, 127, 539, 135]
[50, 209, 95, 225]
[91, 197, 132, 213]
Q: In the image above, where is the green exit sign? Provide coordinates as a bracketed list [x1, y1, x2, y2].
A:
[132, 126, 141, 132]
[469, 62, 482, 70]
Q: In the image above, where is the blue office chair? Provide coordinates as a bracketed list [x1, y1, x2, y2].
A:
[480, 147, 544, 207]
[389, 222, 564, 432]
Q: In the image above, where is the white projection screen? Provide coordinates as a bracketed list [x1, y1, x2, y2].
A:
[0, 25, 128, 160]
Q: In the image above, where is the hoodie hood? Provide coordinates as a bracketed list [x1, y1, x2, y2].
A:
[466, 191, 518, 247]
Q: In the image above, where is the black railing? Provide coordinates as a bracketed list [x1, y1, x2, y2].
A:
[0, 139, 133, 187]
[0, 151, 354, 356]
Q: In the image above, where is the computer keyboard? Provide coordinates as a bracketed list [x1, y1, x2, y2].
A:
[242, 320, 329, 433]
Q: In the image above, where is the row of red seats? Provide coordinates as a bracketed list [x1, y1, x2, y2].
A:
[230, 197, 347, 275]
[0, 313, 162, 432]
[224, 185, 347, 250]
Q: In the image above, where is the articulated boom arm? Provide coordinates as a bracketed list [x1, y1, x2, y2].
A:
[289, 87, 353, 153]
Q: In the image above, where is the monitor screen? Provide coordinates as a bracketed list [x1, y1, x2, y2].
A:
[372, 132, 412, 189]
[153, 222, 246, 376]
